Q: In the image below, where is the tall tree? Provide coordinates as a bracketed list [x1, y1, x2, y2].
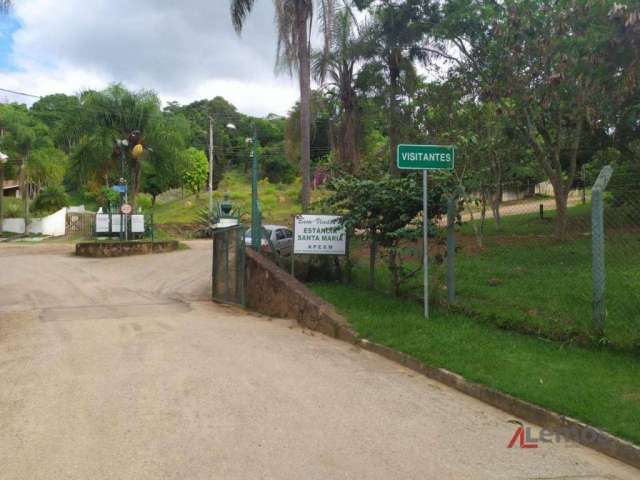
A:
[313, 5, 364, 173]
[0, 104, 51, 231]
[31, 94, 83, 153]
[230, 0, 336, 210]
[358, 0, 439, 175]
[81, 84, 161, 207]
[437, 0, 640, 238]
[169, 97, 244, 190]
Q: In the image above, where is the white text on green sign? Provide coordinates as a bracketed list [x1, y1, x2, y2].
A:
[397, 144, 455, 170]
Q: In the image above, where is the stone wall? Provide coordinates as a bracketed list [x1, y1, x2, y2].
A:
[76, 240, 179, 258]
[244, 248, 357, 343]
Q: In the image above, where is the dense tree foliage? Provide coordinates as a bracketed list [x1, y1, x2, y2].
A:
[1, 0, 638, 241]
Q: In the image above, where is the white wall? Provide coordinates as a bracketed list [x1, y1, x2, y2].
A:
[2, 208, 67, 236]
[2, 218, 25, 234]
[40, 208, 67, 236]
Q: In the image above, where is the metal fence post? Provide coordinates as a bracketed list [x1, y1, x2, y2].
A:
[591, 165, 613, 333]
[592, 189, 605, 331]
[447, 195, 456, 304]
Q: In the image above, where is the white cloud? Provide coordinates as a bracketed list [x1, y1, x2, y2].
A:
[1, 0, 302, 116]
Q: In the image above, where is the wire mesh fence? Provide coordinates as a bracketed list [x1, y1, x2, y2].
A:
[446, 168, 639, 351]
[601, 170, 640, 348]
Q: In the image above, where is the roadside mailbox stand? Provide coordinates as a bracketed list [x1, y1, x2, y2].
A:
[397, 144, 455, 319]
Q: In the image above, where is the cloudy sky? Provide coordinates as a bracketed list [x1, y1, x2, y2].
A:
[0, 0, 302, 116]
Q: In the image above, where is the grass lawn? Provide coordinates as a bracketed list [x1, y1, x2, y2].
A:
[311, 282, 640, 445]
[457, 201, 592, 237]
[454, 234, 640, 350]
[153, 171, 325, 226]
[456, 202, 640, 350]
[346, 201, 640, 351]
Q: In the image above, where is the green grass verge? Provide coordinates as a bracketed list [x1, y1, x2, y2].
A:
[310, 282, 640, 445]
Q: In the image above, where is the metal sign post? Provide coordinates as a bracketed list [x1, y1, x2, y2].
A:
[397, 144, 455, 319]
[422, 171, 429, 319]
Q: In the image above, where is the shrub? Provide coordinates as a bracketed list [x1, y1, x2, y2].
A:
[94, 186, 120, 209]
[181, 147, 208, 194]
[33, 185, 70, 213]
[135, 193, 153, 211]
[261, 156, 295, 184]
[2, 197, 22, 218]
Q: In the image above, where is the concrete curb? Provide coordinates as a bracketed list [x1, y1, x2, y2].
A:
[243, 250, 640, 470]
[76, 240, 179, 257]
[357, 339, 640, 470]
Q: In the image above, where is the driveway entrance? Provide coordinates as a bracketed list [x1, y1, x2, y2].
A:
[0, 241, 636, 479]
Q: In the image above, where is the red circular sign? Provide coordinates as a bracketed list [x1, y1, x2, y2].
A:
[120, 203, 133, 215]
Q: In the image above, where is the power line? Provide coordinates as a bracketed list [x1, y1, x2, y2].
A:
[0, 87, 41, 99]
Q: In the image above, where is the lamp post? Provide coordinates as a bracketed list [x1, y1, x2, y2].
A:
[248, 125, 261, 251]
[0, 151, 7, 235]
[116, 139, 129, 240]
[208, 117, 237, 221]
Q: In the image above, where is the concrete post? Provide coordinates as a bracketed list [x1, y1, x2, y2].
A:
[591, 165, 613, 333]
[592, 189, 605, 331]
[447, 195, 456, 304]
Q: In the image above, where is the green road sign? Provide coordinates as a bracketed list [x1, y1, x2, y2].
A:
[397, 144, 455, 170]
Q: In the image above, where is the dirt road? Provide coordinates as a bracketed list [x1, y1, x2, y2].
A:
[0, 241, 636, 479]
[456, 194, 584, 224]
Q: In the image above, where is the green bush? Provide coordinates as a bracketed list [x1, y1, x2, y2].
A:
[93, 187, 120, 209]
[135, 193, 153, 211]
[181, 147, 209, 194]
[33, 185, 70, 213]
[261, 156, 295, 184]
[1, 197, 23, 218]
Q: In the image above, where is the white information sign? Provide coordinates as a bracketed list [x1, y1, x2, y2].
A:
[294, 214, 346, 255]
[111, 214, 122, 233]
[131, 215, 145, 233]
[95, 214, 110, 233]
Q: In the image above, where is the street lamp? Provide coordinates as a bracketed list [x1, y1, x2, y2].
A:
[0, 151, 8, 235]
[208, 120, 237, 220]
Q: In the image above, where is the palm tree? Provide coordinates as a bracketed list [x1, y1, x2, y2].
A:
[360, 0, 435, 175]
[230, 0, 335, 210]
[312, 5, 363, 174]
[81, 84, 161, 208]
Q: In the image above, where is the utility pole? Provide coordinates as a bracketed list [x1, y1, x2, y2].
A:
[251, 124, 260, 251]
[21, 154, 29, 235]
[119, 144, 126, 241]
[0, 151, 7, 236]
[208, 115, 214, 220]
